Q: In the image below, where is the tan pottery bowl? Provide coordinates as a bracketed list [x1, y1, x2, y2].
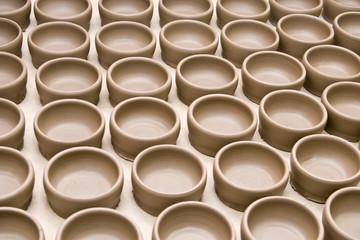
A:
[0, 17, 22, 57]
[323, 0, 360, 23]
[0, 0, 31, 30]
[333, 11, 360, 55]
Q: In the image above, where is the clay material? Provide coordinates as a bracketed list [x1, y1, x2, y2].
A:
[0, 0, 31, 30]
[333, 12, 360, 55]
[0, 17, 22, 57]
[323, 0, 360, 23]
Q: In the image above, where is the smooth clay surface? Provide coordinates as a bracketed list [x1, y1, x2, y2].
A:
[334, 12, 360, 55]
[0, 17, 23, 57]
[0, 0, 31, 30]
[323, 0, 360, 23]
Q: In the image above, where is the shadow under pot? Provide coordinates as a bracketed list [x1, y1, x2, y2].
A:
[333, 12, 360, 55]
[323, 0, 360, 23]
[187, 94, 257, 157]
[34, 99, 105, 160]
[110, 97, 181, 161]
[0, 17, 23, 57]
[0, 0, 31, 30]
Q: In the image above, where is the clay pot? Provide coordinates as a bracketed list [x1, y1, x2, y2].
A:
[333, 11, 360, 55]
[0, 17, 22, 57]
[323, 0, 360, 23]
[0, 0, 31, 30]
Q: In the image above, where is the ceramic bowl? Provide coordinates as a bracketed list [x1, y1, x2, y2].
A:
[302, 44, 360, 96]
[277, 14, 334, 60]
[290, 134, 360, 203]
[322, 81, 360, 142]
[107, 57, 171, 106]
[221, 19, 279, 68]
[214, 141, 289, 211]
[0, 17, 22, 57]
[333, 12, 360, 55]
[242, 51, 306, 104]
[34, 99, 105, 159]
[0, 0, 31, 30]
[98, 0, 153, 27]
[152, 201, 236, 240]
[95, 21, 156, 69]
[159, 19, 219, 68]
[110, 97, 181, 161]
[323, 187, 360, 240]
[159, 0, 213, 27]
[56, 208, 142, 239]
[28, 21, 90, 69]
[44, 147, 123, 218]
[188, 94, 257, 157]
[176, 54, 238, 105]
[216, 0, 270, 29]
[0, 147, 34, 210]
[0, 207, 44, 240]
[0, 98, 25, 150]
[323, 0, 360, 23]
[0, 52, 27, 104]
[259, 90, 327, 152]
[36, 57, 102, 105]
[241, 196, 324, 240]
[269, 0, 323, 24]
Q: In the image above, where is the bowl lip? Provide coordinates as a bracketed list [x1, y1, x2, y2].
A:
[0, 0, 31, 16]
[36, 57, 102, 97]
[176, 54, 239, 91]
[28, 21, 90, 55]
[43, 146, 124, 203]
[269, 0, 323, 13]
[0, 17, 22, 48]
[153, 201, 236, 240]
[160, 19, 219, 53]
[334, 11, 360, 41]
[107, 56, 171, 95]
[291, 134, 360, 184]
[214, 141, 289, 193]
[0, 98, 25, 142]
[56, 207, 142, 240]
[99, 0, 153, 18]
[188, 94, 258, 138]
[302, 44, 360, 80]
[217, 0, 270, 19]
[242, 50, 306, 87]
[110, 96, 181, 142]
[159, 0, 214, 19]
[33, 99, 105, 145]
[325, 0, 360, 10]
[132, 144, 207, 197]
[96, 21, 156, 54]
[0, 51, 27, 90]
[321, 81, 360, 122]
[259, 89, 328, 132]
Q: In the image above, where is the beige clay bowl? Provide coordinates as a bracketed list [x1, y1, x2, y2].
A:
[110, 97, 180, 161]
[241, 196, 324, 240]
[36, 57, 102, 105]
[290, 134, 360, 203]
[107, 57, 171, 106]
[176, 54, 238, 105]
[0, 17, 22, 57]
[0, 0, 31, 30]
[334, 12, 360, 55]
[221, 19, 279, 68]
[323, 0, 360, 23]
[242, 51, 306, 104]
[132, 144, 206, 216]
[28, 21, 90, 68]
[34, 99, 105, 159]
[152, 201, 236, 240]
[0, 51, 27, 104]
[188, 94, 257, 157]
[0, 147, 34, 210]
[99, 0, 153, 27]
[160, 19, 219, 68]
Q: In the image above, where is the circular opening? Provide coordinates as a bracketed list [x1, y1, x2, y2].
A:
[0, 54, 23, 87]
[220, 0, 267, 16]
[0, 0, 27, 13]
[0, 19, 20, 47]
[37, 0, 89, 18]
[0, 101, 21, 138]
[162, 0, 210, 16]
[102, 0, 150, 14]
[274, 0, 320, 9]
[337, 13, 360, 38]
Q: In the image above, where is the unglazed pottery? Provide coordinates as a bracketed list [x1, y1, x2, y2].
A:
[221, 19, 279, 68]
[322, 81, 360, 141]
[152, 201, 236, 240]
[0, 207, 44, 240]
[0, 17, 22, 57]
[216, 0, 270, 29]
[159, 0, 213, 27]
[277, 14, 334, 60]
[110, 97, 180, 161]
[241, 196, 324, 240]
[0, 147, 34, 210]
[0, 98, 25, 150]
[36, 57, 102, 105]
[99, 0, 153, 26]
[259, 90, 327, 152]
[188, 94, 257, 157]
[28, 21, 90, 68]
[0, 52, 27, 103]
[159, 19, 219, 68]
[242, 51, 305, 104]
[213, 141, 289, 211]
[302, 44, 360, 96]
[95, 21, 156, 69]
[333, 11, 360, 55]
[56, 208, 142, 240]
[176, 54, 238, 105]
[0, 0, 31, 30]
[43, 147, 123, 218]
[107, 57, 171, 106]
[323, 187, 360, 240]
[323, 0, 360, 23]
[34, 99, 105, 159]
